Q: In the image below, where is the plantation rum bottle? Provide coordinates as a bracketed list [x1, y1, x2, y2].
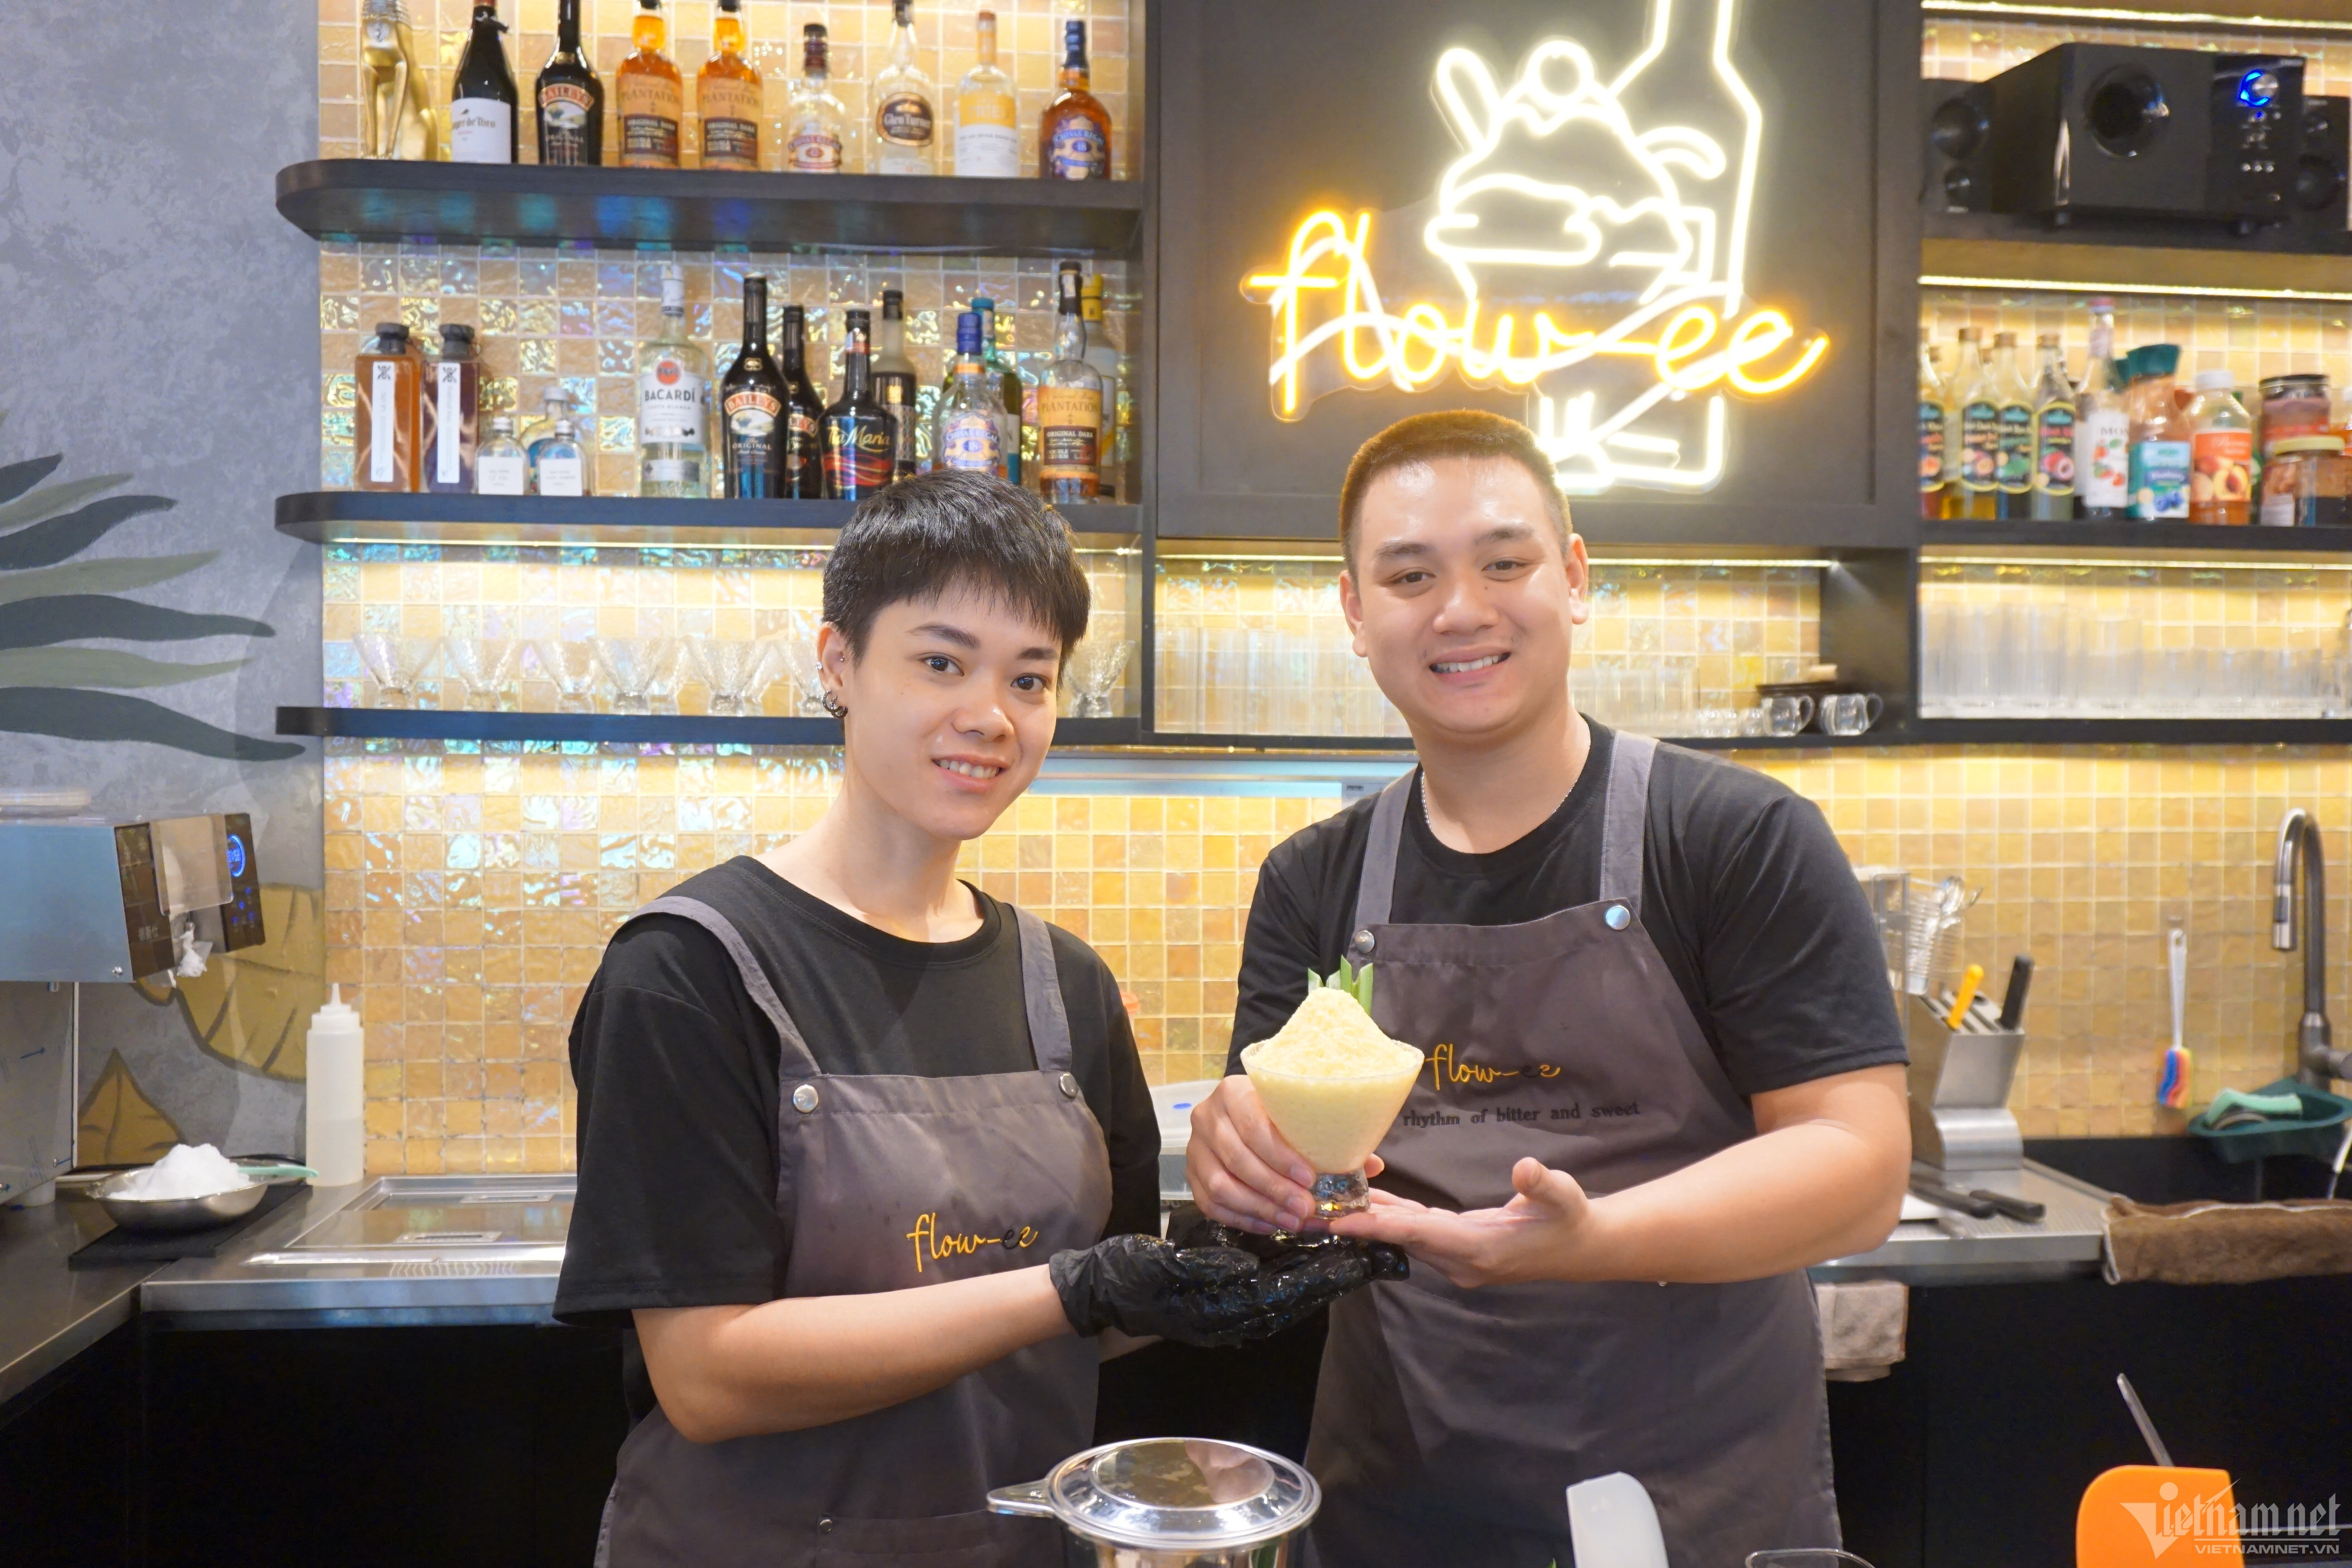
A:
[1038, 20, 1111, 180]
[872, 0, 937, 175]
[449, 2, 518, 164]
[425, 324, 480, 494]
[784, 24, 847, 173]
[954, 11, 1019, 177]
[777, 305, 827, 498]
[637, 264, 709, 496]
[535, 0, 602, 165]
[696, 0, 761, 171]
[356, 323, 422, 493]
[2029, 334, 2077, 521]
[719, 276, 789, 498]
[1036, 262, 1104, 503]
[822, 309, 896, 499]
[872, 290, 920, 479]
[616, 0, 682, 169]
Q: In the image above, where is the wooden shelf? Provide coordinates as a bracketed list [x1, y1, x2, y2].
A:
[1922, 520, 2352, 556]
[277, 708, 1143, 747]
[275, 492, 1143, 547]
[275, 161, 1145, 256]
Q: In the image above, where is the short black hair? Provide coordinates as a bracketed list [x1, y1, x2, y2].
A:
[823, 471, 1091, 660]
[1337, 410, 1570, 566]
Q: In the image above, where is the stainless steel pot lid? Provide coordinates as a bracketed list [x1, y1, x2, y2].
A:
[991, 1438, 1319, 1552]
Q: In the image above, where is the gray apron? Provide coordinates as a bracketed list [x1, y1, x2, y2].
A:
[1306, 734, 1837, 1568]
[597, 872, 1113, 1568]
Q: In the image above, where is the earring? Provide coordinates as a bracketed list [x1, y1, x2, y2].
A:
[821, 690, 846, 718]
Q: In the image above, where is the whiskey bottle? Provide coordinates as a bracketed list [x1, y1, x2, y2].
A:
[934, 312, 1006, 475]
[954, 11, 1019, 177]
[450, 2, 518, 164]
[535, 0, 602, 165]
[1037, 263, 1103, 503]
[356, 323, 422, 493]
[872, 0, 937, 176]
[777, 305, 827, 498]
[425, 324, 480, 494]
[1079, 274, 1126, 498]
[822, 309, 896, 500]
[476, 414, 527, 495]
[637, 264, 709, 497]
[696, 0, 761, 171]
[616, 0, 682, 169]
[719, 276, 789, 498]
[1038, 20, 1111, 180]
[872, 290, 920, 480]
[784, 24, 846, 173]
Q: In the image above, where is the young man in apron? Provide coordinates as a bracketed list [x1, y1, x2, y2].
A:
[559, 472, 1399, 1568]
[1185, 412, 1913, 1568]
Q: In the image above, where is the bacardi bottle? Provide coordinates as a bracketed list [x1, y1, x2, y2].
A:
[637, 264, 709, 496]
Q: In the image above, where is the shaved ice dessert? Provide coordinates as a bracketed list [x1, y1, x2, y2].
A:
[1240, 964, 1423, 1215]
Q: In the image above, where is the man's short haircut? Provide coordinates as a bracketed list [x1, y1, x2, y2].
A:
[1337, 409, 1571, 566]
[823, 471, 1091, 659]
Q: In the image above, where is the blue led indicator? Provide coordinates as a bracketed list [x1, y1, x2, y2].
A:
[225, 835, 246, 878]
[2238, 70, 2277, 108]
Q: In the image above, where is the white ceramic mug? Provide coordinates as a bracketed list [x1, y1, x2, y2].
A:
[1819, 692, 1884, 736]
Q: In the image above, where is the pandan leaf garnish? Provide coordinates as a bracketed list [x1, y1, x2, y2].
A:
[1308, 957, 1375, 1014]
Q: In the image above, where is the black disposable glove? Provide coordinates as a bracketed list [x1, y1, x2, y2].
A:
[1049, 1231, 1407, 1348]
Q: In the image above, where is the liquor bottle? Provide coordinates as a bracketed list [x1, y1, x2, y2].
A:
[719, 276, 789, 498]
[361, 0, 438, 161]
[1038, 20, 1111, 180]
[616, 0, 682, 169]
[477, 414, 527, 495]
[425, 324, 480, 495]
[2186, 369, 2254, 525]
[2128, 345, 2192, 520]
[934, 311, 1007, 475]
[972, 296, 1026, 485]
[531, 411, 588, 496]
[785, 24, 847, 173]
[822, 308, 896, 499]
[1037, 262, 1104, 503]
[954, 10, 1019, 177]
[1918, 341, 1948, 522]
[637, 263, 710, 497]
[872, 290, 920, 480]
[1079, 274, 1127, 498]
[519, 384, 571, 456]
[356, 323, 422, 493]
[1951, 328, 1998, 521]
[450, 2, 519, 164]
[535, 0, 603, 165]
[2029, 334, 2076, 522]
[2077, 298, 2131, 520]
[1989, 333, 2035, 521]
[697, 0, 761, 171]
[777, 305, 827, 498]
[873, 0, 937, 176]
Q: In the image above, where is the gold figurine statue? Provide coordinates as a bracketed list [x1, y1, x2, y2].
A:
[360, 0, 439, 161]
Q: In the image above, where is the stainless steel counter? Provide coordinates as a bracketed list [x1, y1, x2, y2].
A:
[0, 1193, 156, 1404]
[1808, 1161, 2112, 1285]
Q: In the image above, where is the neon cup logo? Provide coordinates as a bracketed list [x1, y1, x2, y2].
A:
[1243, 0, 1827, 495]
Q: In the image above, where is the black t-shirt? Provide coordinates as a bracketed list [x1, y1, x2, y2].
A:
[1229, 723, 1907, 1098]
[557, 859, 1162, 1344]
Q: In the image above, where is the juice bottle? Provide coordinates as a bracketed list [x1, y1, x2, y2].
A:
[355, 322, 422, 493]
[1919, 341, 1949, 521]
[1952, 328, 1998, 520]
[2029, 333, 2076, 522]
[2186, 369, 2253, 524]
[2128, 344, 2192, 521]
[1989, 332, 2036, 520]
[2077, 298, 2130, 519]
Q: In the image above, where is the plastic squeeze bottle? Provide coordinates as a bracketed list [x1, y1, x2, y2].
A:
[2186, 369, 2254, 524]
[304, 986, 367, 1186]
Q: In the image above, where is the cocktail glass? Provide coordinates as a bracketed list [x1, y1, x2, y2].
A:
[355, 633, 442, 709]
[533, 637, 602, 714]
[444, 636, 521, 712]
[688, 635, 775, 717]
[595, 635, 681, 716]
[775, 611, 832, 717]
[1238, 1034, 1423, 1218]
[1065, 636, 1136, 719]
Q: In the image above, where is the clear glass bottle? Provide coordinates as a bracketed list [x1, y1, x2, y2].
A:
[1989, 332, 2035, 521]
[696, 0, 761, 171]
[637, 263, 709, 497]
[1038, 19, 1111, 180]
[425, 324, 480, 495]
[519, 384, 571, 457]
[616, 0, 682, 168]
[535, 0, 602, 165]
[972, 296, 1026, 485]
[954, 10, 1019, 177]
[871, 289, 921, 480]
[1918, 341, 1948, 521]
[450, 1, 519, 164]
[934, 310, 1007, 475]
[2187, 368, 2254, 524]
[872, 0, 937, 176]
[1950, 327, 1996, 521]
[2029, 333, 2076, 522]
[1037, 262, 1104, 503]
[531, 411, 588, 497]
[476, 414, 528, 495]
[2077, 298, 2131, 519]
[1079, 273, 1127, 498]
[356, 322, 422, 493]
[784, 24, 846, 173]
[2128, 344, 2193, 521]
[777, 304, 827, 498]
[822, 308, 896, 499]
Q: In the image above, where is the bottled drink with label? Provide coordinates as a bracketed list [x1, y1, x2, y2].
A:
[972, 297, 1026, 486]
[777, 305, 827, 498]
[1951, 328, 1998, 521]
[476, 414, 527, 495]
[531, 412, 588, 497]
[823, 309, 896, 500]
[425, 324, 480, 495]
[719, 276, 789, 498]
[873, 0, 937, 176]
[955, 11, 1019, 177]
[535, 0, 603, 165]
[1038, 19, 1111, 179]
[934, 311, 1006, 476]
[616, 0, 682, 169]
[450, 2, 518, 164]
[2077, 298, 2130, 519]
[785, 24, 847, 173]
[356, 323, 422, 493]
[519, 384, 570, 458]
[2187, 368, 2254, 524]
[1988, 332, 2035, 521]
[872, 290, 921, 480]
[2128, 345, 2192, 521]
[1918, 341, 1948, 521]
[1037, 263, 1104, 504]
[637, 263, 710, 497]
[696, 0, 761, 171]
[2029, 334, 2076, 522]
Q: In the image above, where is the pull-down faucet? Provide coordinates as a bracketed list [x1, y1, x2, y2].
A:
[2272, 809, 2352, 1090]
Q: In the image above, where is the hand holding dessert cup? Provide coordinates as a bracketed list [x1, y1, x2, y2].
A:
[1238, 961, 1423, 1224]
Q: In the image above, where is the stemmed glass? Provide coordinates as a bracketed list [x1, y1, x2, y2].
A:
[688, 636, 777, 717]
[595, 636, 681, 716]
[774, 611, 832, 717]
[444, 637, 522, 712]
[1065, 636, 1137, 719]
[355, 633, 443, 709]
[533, 637, 602, 714]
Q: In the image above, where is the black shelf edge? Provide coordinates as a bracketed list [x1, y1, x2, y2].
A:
[1921, 520, 2352, 555]
[1920, 204, 2352, 262]
[1911, 719, 2352, 745]
[275, 160, 1145, 256]
[275, 492, 1142, 547]
[277, 708, 1142, 746]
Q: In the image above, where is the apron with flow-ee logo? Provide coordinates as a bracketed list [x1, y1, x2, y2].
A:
[1307, 733, 1838, 1568]
[597, 864, 1113, 1567]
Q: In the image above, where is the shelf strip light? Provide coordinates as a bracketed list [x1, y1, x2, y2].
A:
[1922, 272, 2352, 303]
[1154, 551, 1838, 569]
[1923, 550, 2352, 571]
[1923, 1, 2352, 34]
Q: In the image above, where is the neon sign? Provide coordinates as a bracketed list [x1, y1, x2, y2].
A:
[1241, 0, 1829, 496]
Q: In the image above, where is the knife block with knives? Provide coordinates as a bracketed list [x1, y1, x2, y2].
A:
[1905, 985, 2027, 1175]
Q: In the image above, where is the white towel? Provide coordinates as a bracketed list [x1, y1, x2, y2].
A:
[1814, 1279, 1908, 1381]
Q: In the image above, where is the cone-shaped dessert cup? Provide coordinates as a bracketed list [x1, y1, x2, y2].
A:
[1239, 967, 1423, 1219]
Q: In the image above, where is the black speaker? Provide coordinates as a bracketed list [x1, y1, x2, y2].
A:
[1923, 79, 1995, 212]
[1982, 43, 2305, 227]
[2290, 94, 2349, 244]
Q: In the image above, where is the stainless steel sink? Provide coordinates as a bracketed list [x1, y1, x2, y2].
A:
[254, 1175, 572, 1267]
